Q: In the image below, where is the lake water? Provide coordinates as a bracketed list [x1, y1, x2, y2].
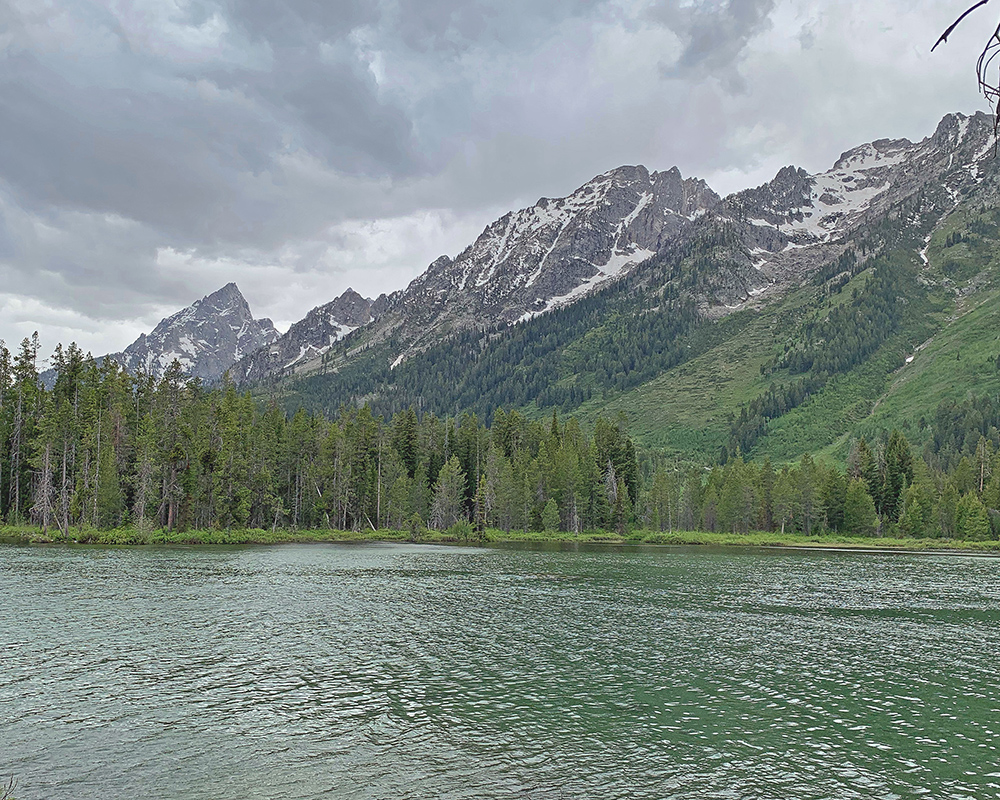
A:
[2, 542, 1000, 799]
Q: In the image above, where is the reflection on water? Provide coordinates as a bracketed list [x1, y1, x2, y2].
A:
[2, 542, 1000, 799]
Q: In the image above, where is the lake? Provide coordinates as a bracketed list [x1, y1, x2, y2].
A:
[2, 542, 1000, 799]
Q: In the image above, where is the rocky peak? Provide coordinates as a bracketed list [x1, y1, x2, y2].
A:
[235, 163, 724, 379]
[930, 111, 990, 148]
[108, 283, 279, 381]
[324, 288, 374, 328]
[831, 138, 912, 172]
[713, 110, 999, 303]
[398, 162, 720, 326]
[232, 287, 374, 381]
[725, 166, 813, 228]
[651, 166, 721, 217]
[233, 111, 1000, 387]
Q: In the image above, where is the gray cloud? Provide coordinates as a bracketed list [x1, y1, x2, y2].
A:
[651, 0, 776, 87]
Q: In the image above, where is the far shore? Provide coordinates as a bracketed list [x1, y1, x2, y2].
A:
[2, 525, 999, 555]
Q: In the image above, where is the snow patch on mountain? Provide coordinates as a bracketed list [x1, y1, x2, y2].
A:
[777, 140, 911, 242]
[519, 246, 656, 323]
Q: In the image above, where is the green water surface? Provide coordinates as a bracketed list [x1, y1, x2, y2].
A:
[2, 542, 999, 799]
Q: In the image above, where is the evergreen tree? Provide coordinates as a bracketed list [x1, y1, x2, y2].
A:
[844, 478, 877, 537]
[937, 481, 959, 539]
[541, 498, 560, 532]
[430, 456, 466, 530]
[956, 492, 991, 540]
[898, 480, 935, 539]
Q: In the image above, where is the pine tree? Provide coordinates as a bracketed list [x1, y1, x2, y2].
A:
[898, 481, 935, 539]
[430, 455, 466, 530]
[844, 478, 877, 537]
[937, 481, 959, 539]
[956, 492, 990, 540]
[541, 498, 560, 532]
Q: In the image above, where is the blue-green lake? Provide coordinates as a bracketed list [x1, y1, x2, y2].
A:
[3, 542, 1000, 799]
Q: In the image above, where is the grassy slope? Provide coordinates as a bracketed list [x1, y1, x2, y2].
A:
[762, 274, 949, 464]
[568, 288, 810, 458]
[570, 264, 912, 463]
[854, 212, 1000, 448]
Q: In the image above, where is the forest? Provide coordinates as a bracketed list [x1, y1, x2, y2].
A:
[2, 333, 1000, 543]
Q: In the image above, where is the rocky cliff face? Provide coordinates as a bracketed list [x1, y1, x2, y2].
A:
[107, 282, 279, 381]
[234, 288, 376, 381]
[389, 165, 719, 335]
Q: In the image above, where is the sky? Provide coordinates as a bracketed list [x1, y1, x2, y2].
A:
[0, 0, 991, 359]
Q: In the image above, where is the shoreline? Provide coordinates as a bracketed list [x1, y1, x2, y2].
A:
[2, 526, 999, 555]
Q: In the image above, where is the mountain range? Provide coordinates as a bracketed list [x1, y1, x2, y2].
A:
[77, 110, 1000, 463]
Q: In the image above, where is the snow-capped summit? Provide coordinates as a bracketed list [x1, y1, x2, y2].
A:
[108, 282, 279, 381]
[229, 111, 1000, 385]
[233, 164, 720, 380]
[395, 164, 720, 333]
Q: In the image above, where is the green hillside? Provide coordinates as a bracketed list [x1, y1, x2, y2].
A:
[575, 200, 1000, 465]
[857, 209, 1000, 439]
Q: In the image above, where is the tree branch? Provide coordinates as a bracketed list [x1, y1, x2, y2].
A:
[932, 0, 994, 51]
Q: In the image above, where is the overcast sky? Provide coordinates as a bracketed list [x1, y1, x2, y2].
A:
[0, 0, 990, 358]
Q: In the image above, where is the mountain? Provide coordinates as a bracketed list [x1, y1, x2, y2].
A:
[108, 282, 279, 381]
[384, 165, 719, 346]
[243, 114, 993, 387]
[248, 111, 1000, 466]
[233, 164, 720, 380]
[721, 114, 993, 286]
[236, 288, 378, 382]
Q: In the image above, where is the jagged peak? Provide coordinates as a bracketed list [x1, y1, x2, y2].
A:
[930, 110, 993, 150]
[203, 281, 244, 301]
[774, 165, 808, 182]
[933, 110, 973, 136]
[597, 164, 650, 181]
[427, 255, 453, 272]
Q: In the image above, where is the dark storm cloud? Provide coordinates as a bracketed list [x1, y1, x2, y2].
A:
[0, 49, 277, 238]
[213, 0, 421, 178]
[0, 0, 417, 240]
[0, 0, 616, 256]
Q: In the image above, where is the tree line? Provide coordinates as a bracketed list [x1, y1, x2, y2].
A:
[0, 337, 640, 537]
[2, 335, 1000, 542]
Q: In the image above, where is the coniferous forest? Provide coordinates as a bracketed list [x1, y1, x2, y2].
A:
[4, 333, 1000, 544]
